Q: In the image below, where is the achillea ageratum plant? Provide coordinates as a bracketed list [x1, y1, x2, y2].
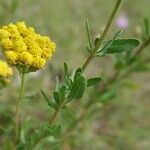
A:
[0, 22, 56, 143]
[0, 60, 12, 87]
[0, 0, 150, 149]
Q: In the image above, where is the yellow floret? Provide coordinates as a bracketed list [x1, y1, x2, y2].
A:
[42, 48, 52, 60]
[0, 29, 11, 39]
[36, 36, 50, 48]
[28, 43, 42, 57]
[23, 27, 36, 37]
[5, 51, 18, 64]
[0, 60, 12, 77]
[32, 57, 46, 69]
[17, 52, 33, 65]
[0, 60, 12, 86]
[13, 39, 27, 52]
[16, 22, 27, 34]
[0, 38, 13, 50]
[3, 23, 20, 36]
[23, 34, 36, 46]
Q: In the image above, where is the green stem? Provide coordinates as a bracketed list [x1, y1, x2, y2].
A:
[15, 72, 25, 143]
[82, 0, 123, 71]
[49, 108, 60, 125]
[49, 98, 65, 125]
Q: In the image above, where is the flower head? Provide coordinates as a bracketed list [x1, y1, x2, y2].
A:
[0, 60, 12, 87]
[0, 22, 56, 73]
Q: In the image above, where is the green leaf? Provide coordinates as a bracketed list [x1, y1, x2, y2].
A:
[41, 89, 51, 106]
[53, 91, 60, 104]
[64, 62, 68, 76]
[96, 39, 140, 56]
[95, 30, 121, 55]
[68, 73, 87, 99]
[59, 85, 66, 100]
[41, 89, 57, 109]
[87, 77, 102, 87]
[86, 19, 93, 49]
[74, 68, 83, 81]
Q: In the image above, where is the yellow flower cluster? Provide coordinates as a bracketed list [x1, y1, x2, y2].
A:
[0, 60, 12, 87]
[0, 22, 56, 72]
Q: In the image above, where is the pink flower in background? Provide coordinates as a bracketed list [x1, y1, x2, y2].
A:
[116, 15, 129, 29]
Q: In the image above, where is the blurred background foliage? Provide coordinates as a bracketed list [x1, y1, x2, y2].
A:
[0, 0, 150, 149]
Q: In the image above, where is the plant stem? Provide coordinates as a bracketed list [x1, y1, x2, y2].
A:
[49, 98, 65, 125]
[15, 72, 25, 143]
[82, 0, 123, 71]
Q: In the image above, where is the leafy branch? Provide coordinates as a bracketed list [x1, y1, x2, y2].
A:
[61, 33, 150, 143]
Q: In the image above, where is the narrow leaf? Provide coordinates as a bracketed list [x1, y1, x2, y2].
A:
[41, 90, 57, 110]
[87, 77, 102, 87]
[41, 89, 52, 107]
[64, 62, 68, 76]
[59, 85, 66, 100]
[53, 91, 60, 104]
[86, 19, 93, 49]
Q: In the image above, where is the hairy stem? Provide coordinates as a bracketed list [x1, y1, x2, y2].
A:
[82, 0, 123, 71]
[15, 72, 25, 143]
